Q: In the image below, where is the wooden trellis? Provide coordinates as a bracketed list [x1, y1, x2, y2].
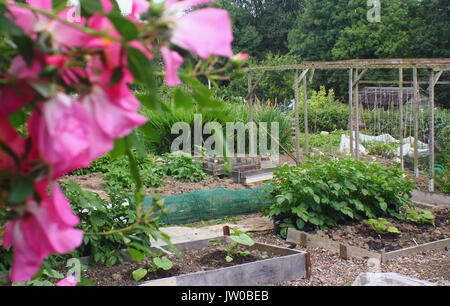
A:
[244, 58, 450, 193]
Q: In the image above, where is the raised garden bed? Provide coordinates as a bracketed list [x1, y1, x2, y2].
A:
[287, 208, 449, 262]
[84, 237, 309, 286]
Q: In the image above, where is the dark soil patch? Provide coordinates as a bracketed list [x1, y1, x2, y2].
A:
[149, 176, 244, 196]
[313, 208, 449, 252]
[83, 242, 280, 286]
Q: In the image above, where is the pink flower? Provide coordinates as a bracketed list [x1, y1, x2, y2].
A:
[3, 181, 83, 283]
[28, 93, 91, 178]
[0, 83, 35, 118]
[45, 54, 86, 85]
[56, 275, 78, 286]
[131, 0, 150, 19]
[81, 85, 147, 161]
[161, 0, 234, 86]
[0, 119, 26, 170]
[6, 0, 89, 50]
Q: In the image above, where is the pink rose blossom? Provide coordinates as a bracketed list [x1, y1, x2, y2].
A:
[6, 0, 89, 50]
[0, 83, 35, 118]
[81, 86, 147, 161]
[0, 119, 26, 170]
[28, 93, 91, 178]
[3, 181, 83, 283]
[161, 0, 233, 86]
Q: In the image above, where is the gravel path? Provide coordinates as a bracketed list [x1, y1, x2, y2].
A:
[253, 231, 450, 286]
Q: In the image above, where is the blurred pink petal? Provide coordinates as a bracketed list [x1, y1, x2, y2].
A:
[172, 8, 233, 59]
[0, 119, 26, 170]
[27, 0, 52, 11]
[83, 86, 147, 139]
[166, 0, 213, 12]
[0, 83, 35, 118]
[161, 46, 183, 86]
[28, 94, 91, 177]
[3, 181, 83, 283]
[56, 276, 78, 286]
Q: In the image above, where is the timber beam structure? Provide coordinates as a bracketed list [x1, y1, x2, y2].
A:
[245, 58, 450, 72]
[244, 58, 450, 193]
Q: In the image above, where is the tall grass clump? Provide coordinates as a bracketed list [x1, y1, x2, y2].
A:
[138, 97, 292, 155]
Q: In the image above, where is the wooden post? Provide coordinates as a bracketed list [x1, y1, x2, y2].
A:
[413, 68, 420, 178]
[303, 75, 309, 154]
[339, 244, 348, 260]
[399, 68, 404, 170]
[354, 69, 360, 160]
[293, 70, 301, 163]
[247, 73, 254, 123]
[223, 226, 230, 236]
[428, 69, 435, 192]
[349, 69, 354, 156]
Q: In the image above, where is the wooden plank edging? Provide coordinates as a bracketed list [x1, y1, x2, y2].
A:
[287, 228, 449, 262]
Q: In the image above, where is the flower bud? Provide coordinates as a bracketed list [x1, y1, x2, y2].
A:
[230, 53, 249, 65]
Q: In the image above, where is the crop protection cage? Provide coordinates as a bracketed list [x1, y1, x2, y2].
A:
[244, 58, 450, 192]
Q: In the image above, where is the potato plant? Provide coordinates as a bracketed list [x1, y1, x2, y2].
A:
[263, 156, 416, 232]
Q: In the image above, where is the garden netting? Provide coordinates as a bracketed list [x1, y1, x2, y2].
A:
[143, 186, 272, 225]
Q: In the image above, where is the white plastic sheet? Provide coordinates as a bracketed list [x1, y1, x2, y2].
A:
[338, 132, 429, 157]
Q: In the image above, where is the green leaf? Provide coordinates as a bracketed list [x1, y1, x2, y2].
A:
[0, 15, 34, 65]
[296, 218, 305, 229]
[128, 248, 145, 263]
[387, 226, 400, 234]
[109, 137, 129, 158]
[230, 233, 255, 246]
[107, 13, 139, 41]
[77, 279, 95, 286]
[6, 174, 34, 204]
[109, 67, 123, 86]
[132, 268, 148, 281]
[127, 131, 147, 158]
[79, 0, 102, 17]
[127, 46, 155, 88]
[153, 257, 173, 270]
[8, 109, 27, 128]
[173, 87, 195, 110]
[225, 256, 233, 262]
[313, 194, 321, 204]
[151, 244, 174, 256]
[53, 0, 68, 11]
[43, 268, 65, 279]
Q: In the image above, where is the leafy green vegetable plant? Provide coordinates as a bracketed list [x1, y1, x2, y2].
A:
[211, 228, 255, 262]
[366, 218, 400, 235]
[60, 181, 174, 267]
[263, 156, 416, 232]
[405, 209, 436, 226]
[161, 153, 207, 182]
[363, 141, 399, 158]
[131, 256, 174, 281]
[224, 228, 255, 262]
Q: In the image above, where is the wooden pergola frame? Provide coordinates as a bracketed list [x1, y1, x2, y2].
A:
[244, 58, 450, 193]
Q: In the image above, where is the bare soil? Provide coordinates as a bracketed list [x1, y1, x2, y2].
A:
[61, 173, 245, 198]
[309, 208, 449, 252]
[148, 176, 244, 196]
[83, 241, 280, 286]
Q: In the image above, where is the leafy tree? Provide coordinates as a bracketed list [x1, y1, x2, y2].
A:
[216, 0, 304, 58]
[216, 0, 262, 55]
